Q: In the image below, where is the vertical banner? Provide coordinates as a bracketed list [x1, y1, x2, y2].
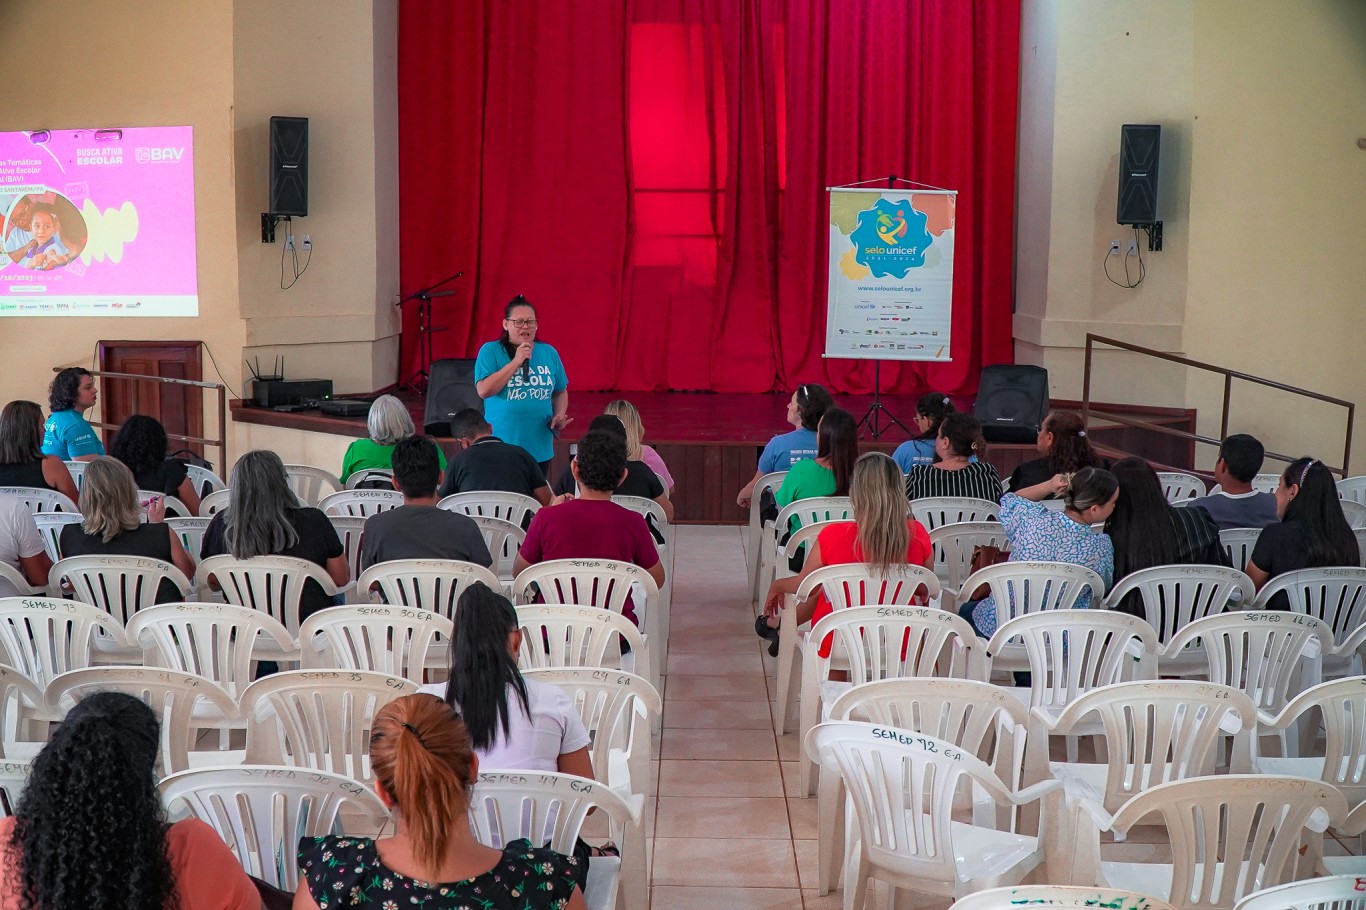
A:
[824, 187, 956, 361]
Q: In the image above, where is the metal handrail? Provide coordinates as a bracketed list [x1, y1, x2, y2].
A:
[1081, 333, 1354, 476]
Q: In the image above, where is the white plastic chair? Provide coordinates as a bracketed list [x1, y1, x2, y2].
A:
[437, 490, 541, 528]
[1103, 565, 1255, 676]
[0, 664, 46, 758]
[1250, 473, 1281, 494]
[747, 469, 787, 602]
[1255, 568, 1366, 674]
[515, 605, 653, 684]
[612, 494, 675, 659]
[1219, 528, 1262, 572]
[0, 486, 78, 513]
[758, 496, 853, 597]
[183, 463, 227, 499]
[961, 561, 1106, 644]
[955, 887, 1176, 910]
[344, 467, 393, 490]
[0, 563, 42, 597]
[240, 670, 417, 786]
[196, 554, 339, 645]
[911, 496, 1001, 531]
[1157, 472, 1207, 503]
[1256, 677, 1366, 802]
[165, 517, 211, 564]
[50, 555, 193, 661]
[159, 765, 387, 891]
[46, 667, 237, 773]
[317, 488, 403, 517]
[198, 488, 230, 517]
[0, 596, 129, 690]
[62, 460, 87, 492]
[1343, 499, 1366, 529]
[298, 604, 453, 683]
[1235, 876, 1366, 910]
[356, 558, 502, 620]
[805, 721, 1063, 902]
[125, 602, 294, 700]
[139, 490, 191, 518]
[0, 759, 31, 815]
[325, 515, 366, 604]
[1074, 775, 1346, 910]
[469, 514, 525, 589]
[929, 520, 1009, 603]
[31, 511, 81, 562]
[282, 464, 343, 506]
[1339, 477, 1366, 505]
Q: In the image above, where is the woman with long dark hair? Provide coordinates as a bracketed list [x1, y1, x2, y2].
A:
[0, 691, 259, 910]
[1006, 410, 1104, 493]
[892, 392, 955, 472]
[474, 295, 571, 477]
[108, 414, 201, 515]
[736, 383, 835, 510]
[905, 413, 1004, 503]
[774, 407, 857, 510]
[1104, 456, 1228, 616]
[0, 399, 79, 501]
[1248, 457, 1360, 609]
[295, 693, 588, 910]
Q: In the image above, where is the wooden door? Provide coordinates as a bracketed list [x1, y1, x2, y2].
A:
[98, 341, 204, 456]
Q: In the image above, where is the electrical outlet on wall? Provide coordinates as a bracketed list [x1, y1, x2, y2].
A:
[285, 234, 295, 251]
[301, 235, 312, 250]
[1127, 240, 1138, 255]
[1109, 240, 1121, 256]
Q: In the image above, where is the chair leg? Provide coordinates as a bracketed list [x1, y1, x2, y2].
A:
[817, 771, 844, 895]
[774, 610, 799, 736]
[844, 840, 870, 910]
[620, 823, 649, 910]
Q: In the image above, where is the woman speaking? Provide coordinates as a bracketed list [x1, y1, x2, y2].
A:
[475, 295, 570, 476]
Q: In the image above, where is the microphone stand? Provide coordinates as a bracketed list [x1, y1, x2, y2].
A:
[396, 271, 462, 392]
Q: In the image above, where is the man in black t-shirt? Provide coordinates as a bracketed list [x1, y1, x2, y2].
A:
[361, 436, 493, 571]
[437, 409, 552, 505]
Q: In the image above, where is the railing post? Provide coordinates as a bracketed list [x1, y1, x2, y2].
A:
[1220, 374, 1232, 441]
[1081, 334, 1094, 428]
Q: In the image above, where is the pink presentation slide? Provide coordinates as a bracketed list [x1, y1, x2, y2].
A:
[0, 125, 197, 317]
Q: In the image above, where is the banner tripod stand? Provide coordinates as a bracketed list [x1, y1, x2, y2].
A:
[855, 360, 909, 439]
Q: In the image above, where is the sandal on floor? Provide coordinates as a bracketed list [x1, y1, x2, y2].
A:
[754, 614, 781, 657]
[590, 842, 620, 858]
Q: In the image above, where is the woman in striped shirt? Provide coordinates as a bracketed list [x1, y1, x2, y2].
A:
[905, 413, 1003, 504]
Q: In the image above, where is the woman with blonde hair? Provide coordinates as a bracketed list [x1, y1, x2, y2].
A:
[58, 457, 195, 600]
[603, 399, 674, 495]
[757, 451, 933, 656]
[295, 693, 588, 910]
[340, 394, 447, 484]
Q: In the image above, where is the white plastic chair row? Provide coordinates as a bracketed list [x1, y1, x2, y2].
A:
[438, 490, 541, 528]
[0, 486, 78, 513]
[746, 470, 787, 602]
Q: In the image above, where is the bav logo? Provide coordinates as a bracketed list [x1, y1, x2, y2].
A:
[135, 147, 185, 164]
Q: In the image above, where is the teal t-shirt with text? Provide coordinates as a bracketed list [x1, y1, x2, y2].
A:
[42, 409, 104, 459]
[474, 340, 568, 462]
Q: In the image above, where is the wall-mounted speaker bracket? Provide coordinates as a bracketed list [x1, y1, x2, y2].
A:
[1146, 221, 1163, 252]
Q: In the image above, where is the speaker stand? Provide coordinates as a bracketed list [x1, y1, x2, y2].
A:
[855, 361, 909, 439]
[396, 279, 459, 394]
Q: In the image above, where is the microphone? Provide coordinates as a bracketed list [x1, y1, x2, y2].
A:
[521, 341, 533, 381]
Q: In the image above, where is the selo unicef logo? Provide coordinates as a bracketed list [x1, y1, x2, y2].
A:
[851, 198, 933, 279]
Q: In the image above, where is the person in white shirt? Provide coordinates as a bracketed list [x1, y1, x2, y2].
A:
[0, 495, 51, 595]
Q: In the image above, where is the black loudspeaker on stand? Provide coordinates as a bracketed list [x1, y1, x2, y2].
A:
[975, 365, 1050, 444]
[423, 359, 483, 436]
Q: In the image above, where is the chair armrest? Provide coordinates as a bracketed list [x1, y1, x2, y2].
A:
[1012, 778, 1063, 805]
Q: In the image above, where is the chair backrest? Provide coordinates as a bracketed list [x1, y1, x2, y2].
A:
[468, 769, 634, 855]
[962, 561, 1107, 623]
[0, 664, 45, 759]
[928, 521, 1008, 592]
[0, 596, 128, 688]
[1235, 875, 1366, 910]
[910, 496, 1000, 531]
[165, 517, 211, 561]
[1342, 499, 1366, 529]
[63, 461, 87, 492]
[1219, 528, 1262, 572]
[1339, 477, 1366, 505]
[0, 759, 31, 816]
[125, 602, 295, 699]
[1254, 567, 1366, 646]
[469, 515, 526, 579]
[612, 494, 668, 531]
[808, 605, 988, 683]
[241, 670, 417, 785]
[1049, 680, 1257, 812]
[794, 562, 942, 610]
[298, 605, 453, 682]
[0, 486, 78, 513]
[987, 610, 1160, 710]
[327, 515, 367, 592]
[183, 463, 227, 498]
[748, 470, 787, 545]
[953, 886, 1177, 910]
[522, 667, 661, 787]
[515, 605, 650, 679]
[46, 667, 237, 774]
[1109, 775, 1345, 910]
[344, 467, 394, 490]
[1165, 611, 1334, 715]
[1250, 473, 1281, 494]
[196, 554, 340, 637]
[139, 490, 191, 518]
[1157, 472, 1207, 503]
[31, 511, 82, 562]
[1269, 677, 1366, 800]
[773, 496, 854, 532]
[198, 488, 230, 517]
[51, 555, 194, 626]
[0, 563, 40, 598]
[159, 765, 386, 891]
[356, 558, 502, 620]
[437, 491, 541, 528]
[512, 558, 660, 618]
[317, 488, 404, 517]
[282, 464, 343, 507]
[1103, 564, 1255, 645]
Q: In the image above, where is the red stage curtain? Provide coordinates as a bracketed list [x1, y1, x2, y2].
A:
[398, 0, 1020, 395]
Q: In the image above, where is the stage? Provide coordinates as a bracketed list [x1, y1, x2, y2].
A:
[230, 390, 1198, 524]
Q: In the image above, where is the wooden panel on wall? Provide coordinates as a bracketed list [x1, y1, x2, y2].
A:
[98, 341, 203, 455]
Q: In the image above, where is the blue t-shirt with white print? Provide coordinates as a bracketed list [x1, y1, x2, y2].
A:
[474, 341, 568, 463]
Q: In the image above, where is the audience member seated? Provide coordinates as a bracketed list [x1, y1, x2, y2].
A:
[892, 392, 955, 472]
[200, 449, 348, 622]
[0, 691, 261, 910]
[41, 366, 104, 462]
[436, 408, 551, 505]
[959, 467, 1118, 639]
[0, 399, 79, 501]
[775, 407, 857, 515]
[514, 430, 665, 627]
[1105, 456, 1230, 616]
[295, 692, 588, 910]
[905, 413, 1004, 503]
[757, 452, 933, 657]
[1187, 433, 1280, 529]
[359, 436, 492, 571]
[0, 492, 51, 595]
[1006, 410, 1105, 494]
[551, 415, 674, 523]
[59, 458, 194, 601]
[340, 394, 446, 485]
[736, 383, 834, 509]
[108, 414, 201, 515]
[604, 398, 675, 496]
[1247, 456, 1360, 609]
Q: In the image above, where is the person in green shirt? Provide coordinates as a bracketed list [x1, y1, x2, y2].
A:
[774, 406, 857, 534]
[341, 394, 447, 484]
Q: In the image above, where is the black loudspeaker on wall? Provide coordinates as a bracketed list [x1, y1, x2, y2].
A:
[1118, 124, 1160, 226]
[423, 359, 483, 436]
[974, 365, 1050, 444]
[269, 116, 309, 217]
